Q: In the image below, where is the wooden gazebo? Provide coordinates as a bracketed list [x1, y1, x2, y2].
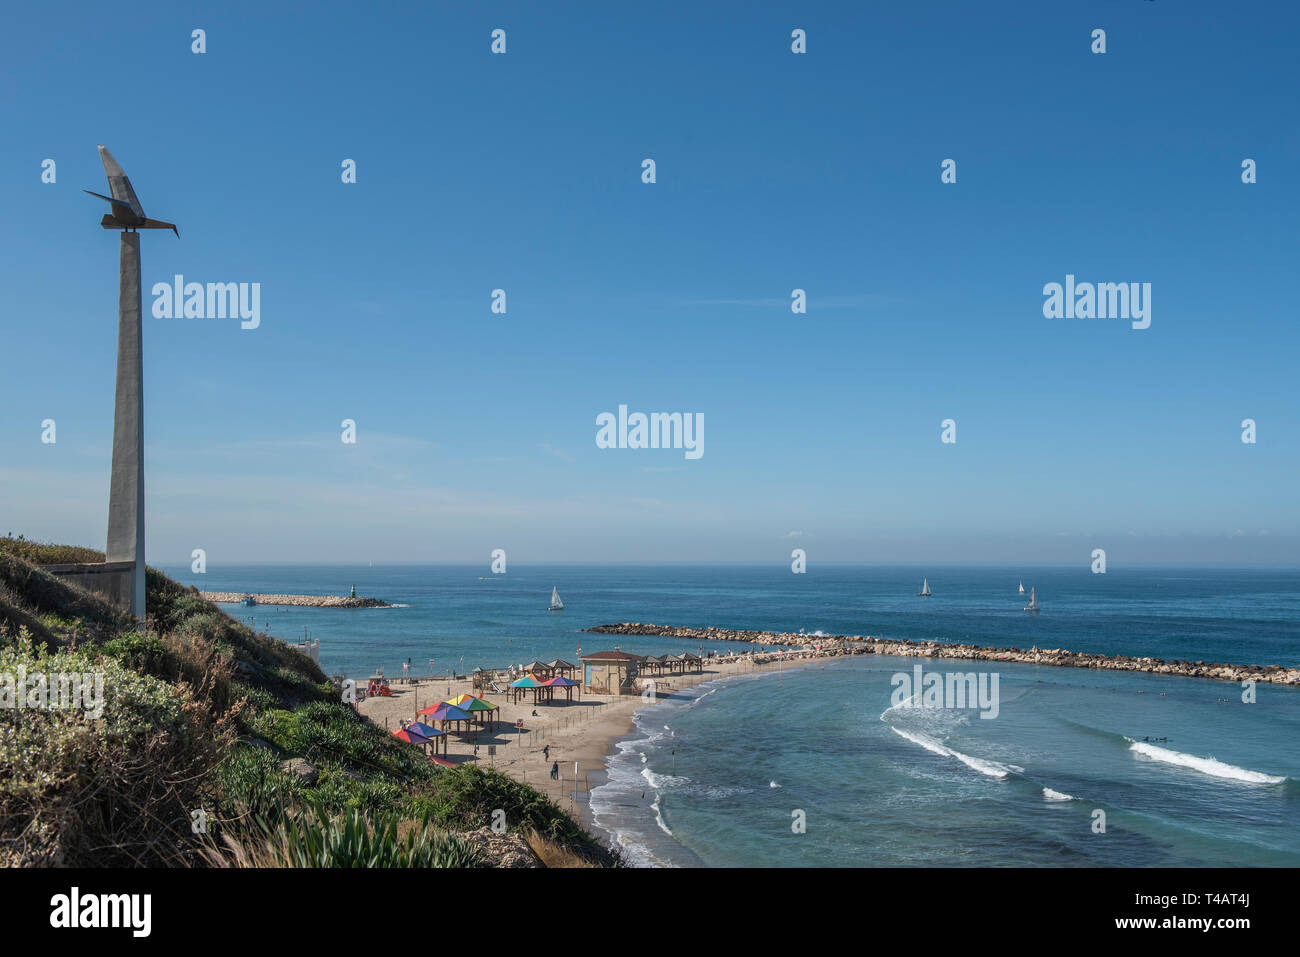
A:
[546, 659, 577, 677]
[447, 693, 501, 729]
[542, 674, 580, 703]
[509, 673, 548, 705]
[394, 721, 448, 755]
[418, 701, 474, 734]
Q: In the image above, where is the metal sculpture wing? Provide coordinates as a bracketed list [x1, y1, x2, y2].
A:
[84, 145, 179, 237]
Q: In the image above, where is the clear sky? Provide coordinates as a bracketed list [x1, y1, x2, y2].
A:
[1, 1, 1296, 565]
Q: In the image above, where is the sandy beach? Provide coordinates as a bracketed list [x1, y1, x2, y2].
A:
[357, 649, 830, 840]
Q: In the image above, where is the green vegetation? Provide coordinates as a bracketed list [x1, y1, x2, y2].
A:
[0, 534, 105, 566]
[0, 537, 617, 867]
[204, 807, 485, 868]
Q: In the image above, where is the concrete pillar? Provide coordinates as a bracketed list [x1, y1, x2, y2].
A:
[107, 231, 146, 619]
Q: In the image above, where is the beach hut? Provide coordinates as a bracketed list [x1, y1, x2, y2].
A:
[418, 701, 474, 734]
[579, 650, 645, 695]
[521, 660, 552, 679]
[446, 693, 501, 729]
[679, 651, 703, 673]
[542, 674, 580, 703]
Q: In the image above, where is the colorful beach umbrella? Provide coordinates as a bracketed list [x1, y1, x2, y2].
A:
[446, 693, 497, 713]
[393, 722, 444, 745]
[509, 674, 546, 688]
[418, 701, 473, 722]
[542, 675, 579, 687]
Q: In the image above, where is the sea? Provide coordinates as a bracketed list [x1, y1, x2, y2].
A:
[160, 562, 1300, 867]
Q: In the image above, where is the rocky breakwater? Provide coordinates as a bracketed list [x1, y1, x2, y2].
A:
[201, 592, 392, 608]
[587, 622, 1300, 686]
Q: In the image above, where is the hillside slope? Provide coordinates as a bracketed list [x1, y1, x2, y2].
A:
[0, 537, 616, 867]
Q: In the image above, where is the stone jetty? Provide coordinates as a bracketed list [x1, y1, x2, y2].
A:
[586, 622, 1299, 686]
[201, 592, 391, 608]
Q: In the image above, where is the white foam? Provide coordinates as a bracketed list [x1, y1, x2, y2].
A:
[686, 784, 753, 799]
[880, 691, 921, 718]
[612, 830, 673, 868]
[1127, 740, 1286, 785]
[641, 766, 688, 790]
[1042, 787, 1075, 801]
[650, 798, 673, 836]
[890, 727, 1013, 780]
[769, 780, 780, 789]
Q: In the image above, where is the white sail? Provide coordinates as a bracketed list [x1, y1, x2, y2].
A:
[1018, 580, 1025, 594]
[918, 577, 931, 597]
[549, 587, 564, 611]
[1024, 587, 1039, 612]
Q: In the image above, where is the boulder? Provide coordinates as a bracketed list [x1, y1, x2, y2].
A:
[462, 827, 543, 868]
[281, 757, 319, 786]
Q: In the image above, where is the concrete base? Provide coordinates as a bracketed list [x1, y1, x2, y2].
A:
[106, 231, 146, 618]
[39, 562, 137, 610]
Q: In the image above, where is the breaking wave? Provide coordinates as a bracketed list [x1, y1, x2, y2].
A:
[889, 726, 1016, 780]
[1126, 739, 1286, 785]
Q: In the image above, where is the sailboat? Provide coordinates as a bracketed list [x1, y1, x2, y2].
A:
[547, 587, 564, 612]
[1024, 587, 1040, 614]
[1018, 580, 1025, 595]
[916, 578, 932, 597]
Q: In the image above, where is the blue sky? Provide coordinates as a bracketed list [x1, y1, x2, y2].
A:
[1, 1, 1297, 564]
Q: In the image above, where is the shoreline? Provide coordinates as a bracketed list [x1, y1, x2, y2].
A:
[353, 636, 1294, 866]
[588, 623, 1300, 685]
[202, 591, 391, 608]
[355, 649, 836, 857]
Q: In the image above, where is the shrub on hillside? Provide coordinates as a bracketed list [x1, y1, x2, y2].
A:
[0, 536, 104, 566]
[0, 630, 236, 866]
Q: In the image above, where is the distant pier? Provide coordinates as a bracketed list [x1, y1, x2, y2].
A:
[201, 592, 391, 608]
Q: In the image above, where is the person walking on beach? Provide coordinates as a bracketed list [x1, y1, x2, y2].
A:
[543, 745, 550, 761]
[550, 761, 559, 781]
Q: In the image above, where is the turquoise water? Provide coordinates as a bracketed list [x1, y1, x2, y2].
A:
[594, 656, 1299, 867]
[161, 562, 1300, 867]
